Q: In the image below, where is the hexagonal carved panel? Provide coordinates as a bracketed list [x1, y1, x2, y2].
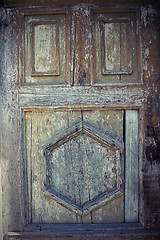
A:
[43, 121, 123, 215]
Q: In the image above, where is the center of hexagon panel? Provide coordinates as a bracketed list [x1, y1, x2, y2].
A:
[43, 121, 122, 215]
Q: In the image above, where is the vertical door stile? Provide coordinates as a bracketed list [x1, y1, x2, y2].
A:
[125, 110, 139, 222]
[73, 6, 91, 86]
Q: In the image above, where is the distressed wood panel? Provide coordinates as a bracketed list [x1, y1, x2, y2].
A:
[73, 6, 92, 86]
[30, 111, 82, 223]
[25, 109, 124, 224]
[32, 21, 59, 75]
[101, 18, 132, 74]
[83, 110, 124, 222]
[24, 13, 69, 85]
[92, 10, 141, 84]
[125, 110, 139, 222]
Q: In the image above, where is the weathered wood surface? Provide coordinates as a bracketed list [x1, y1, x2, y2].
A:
[19, 7, 142, 86]
[92, 10, 141, 84]
[125, 110, 139, 222]
[25, 110, 124, 223]
[32, 21, 59, 75]
[5, 228, 160, 240]
[1, 2, 160, 240]
[0, 8, 24, 234]
[19, 86, 144, 109]
[73, 6, 92, 86]
[24, 13, 69, 84]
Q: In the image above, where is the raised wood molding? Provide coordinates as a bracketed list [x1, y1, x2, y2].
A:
[91, 8, 142, 85]
[18, 8, 71, 86]
[42, 121, 123, 215]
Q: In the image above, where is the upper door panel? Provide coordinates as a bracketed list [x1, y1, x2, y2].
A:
[24, 11, 70, 85]
[91, 9, 141, 85]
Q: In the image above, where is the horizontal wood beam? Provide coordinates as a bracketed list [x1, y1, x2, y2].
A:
[3, 0, 156, 8]
[19, 86, 144, 109]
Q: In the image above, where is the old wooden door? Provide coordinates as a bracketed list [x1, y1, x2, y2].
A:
[18, 4, 141, 227]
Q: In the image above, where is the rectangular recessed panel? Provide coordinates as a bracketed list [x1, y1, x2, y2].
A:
[92, 11, 140, 84]
[32, 21, 59, 75]
[103, 21, 121, 73]
[101, 19, 132, 75]
[24, 14, 68, 85]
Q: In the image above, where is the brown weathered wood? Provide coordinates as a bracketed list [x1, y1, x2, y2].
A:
[73, 6, 92, 86]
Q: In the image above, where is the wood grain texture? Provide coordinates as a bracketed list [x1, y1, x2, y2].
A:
[32, 21, 59, 75]
[25, 109, 124, 223]
[125, 110, 139, 222]
[73, 6, 92, 86]
[6, 228, 160, 240]
[24, 12, 69, 85]
[19, 86, 144, 109]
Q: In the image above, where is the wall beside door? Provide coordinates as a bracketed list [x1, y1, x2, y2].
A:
[0, 1, 160, 239]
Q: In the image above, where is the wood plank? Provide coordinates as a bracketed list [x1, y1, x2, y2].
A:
[73, 6, 92, 86]
[19, 86, 144, 109]
[125, 110, 139, 222]
[6, 228, 160, 238]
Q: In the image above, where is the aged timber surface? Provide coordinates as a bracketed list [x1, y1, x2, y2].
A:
[19, 86, 144, 108]
[6, 225, 160, 240]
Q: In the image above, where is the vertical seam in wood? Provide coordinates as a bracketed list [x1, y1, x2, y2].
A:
[0, 167, 3, 240]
